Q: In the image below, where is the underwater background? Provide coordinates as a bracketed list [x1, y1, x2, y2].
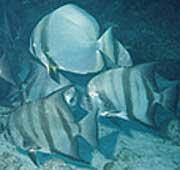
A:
[0, 0, 180, 170]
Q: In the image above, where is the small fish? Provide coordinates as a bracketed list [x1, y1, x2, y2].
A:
[84, 63, 179, 128]
[30, 4, 132, 80]
[5, 85, 98, 166]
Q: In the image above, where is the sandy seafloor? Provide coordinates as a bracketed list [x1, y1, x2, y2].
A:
[0, 0, 180, 170]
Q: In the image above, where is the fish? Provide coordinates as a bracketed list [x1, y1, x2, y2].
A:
[83, 63, 179, 128]
[29, 4, 132, 81]
[5, 85, 98, 166]
[20, 60, 72, 103]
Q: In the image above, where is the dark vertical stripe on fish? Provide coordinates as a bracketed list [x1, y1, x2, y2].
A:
[15, 105, 37, 148]
[38, 100, 57, 152]
[111, 71, 121, 107]
[27, 103, 40, 140]
[6, 122, 16, 145]
[122, 68, 135, 120]
[26, 73, 38, 99]
[142, 76, 156, 126]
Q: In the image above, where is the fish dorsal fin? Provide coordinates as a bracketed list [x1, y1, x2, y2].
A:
[98, 27, 133, 67]
[98, 50, 118, 70]
[116, 40, 133, 67]
[134, 62, 157, 75]
[98, 27, 115, 63]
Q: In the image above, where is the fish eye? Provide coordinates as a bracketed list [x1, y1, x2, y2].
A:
[64, 87, 78, 107]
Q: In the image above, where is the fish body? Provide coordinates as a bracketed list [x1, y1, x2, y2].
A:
[85, 63, 178, 127]
[30, 4, 132, 77]
[6, 85, 98, 164]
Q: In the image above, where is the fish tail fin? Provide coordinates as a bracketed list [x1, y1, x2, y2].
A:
[159, 85, 178, 113]
[98, 27, 133, 67]
[79, 111, 98, 147]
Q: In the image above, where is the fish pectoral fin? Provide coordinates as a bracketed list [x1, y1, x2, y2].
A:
[48, 65, 61, 84]
[100, 110, 130, 121]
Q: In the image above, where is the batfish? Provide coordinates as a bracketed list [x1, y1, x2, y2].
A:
[5, 85, 98, 166]
[30, 4, 132, 81]
[83, 63, 179, 128]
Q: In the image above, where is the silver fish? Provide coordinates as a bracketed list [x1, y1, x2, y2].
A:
[29, 4, 132, 78]
[6, 85, 98, 166]
[84, 63, 179, 127]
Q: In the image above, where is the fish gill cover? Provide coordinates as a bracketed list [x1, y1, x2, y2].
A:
[0, 0, 180, 170]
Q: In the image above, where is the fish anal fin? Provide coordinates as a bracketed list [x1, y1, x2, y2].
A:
[28, 149, 40, 167]
[79, 112, 98, 148]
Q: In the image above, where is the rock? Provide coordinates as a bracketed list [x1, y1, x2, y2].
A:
[0, 136, 37, 170]
[166, 119, 180, 146]
[0, 152, 37, 170]
[95, 118, 180, 170]
[42, 159, 73, 170]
